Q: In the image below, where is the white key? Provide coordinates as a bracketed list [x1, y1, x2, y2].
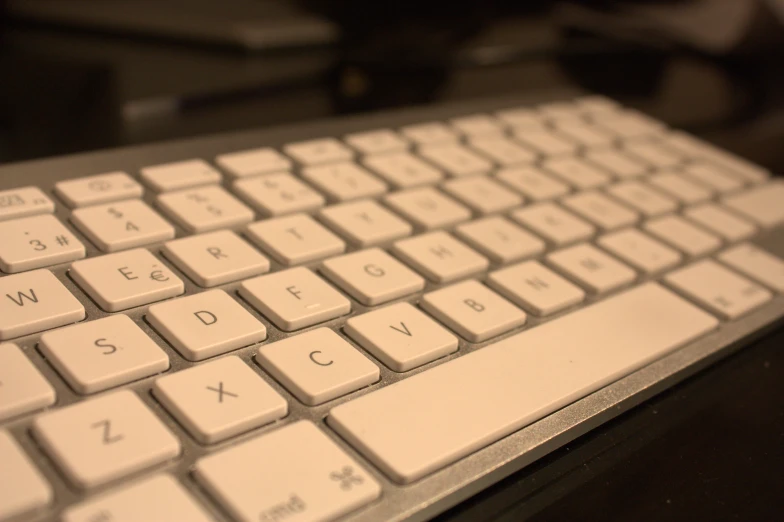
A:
[510, 203, 595, 246]
[468, 137, 537, 166]
[647, 172, 713, 204]
[450, 114, 505, 137]
[257, 329, 379, 405]
[140, 159, 222, 192]
[328, 283, 717, 483]
[345, 303, 458, 372]
[546, 243, 636, 294]
[301, 162, 387, 201]
[0, 270, 85, 341]
[71, 200, 174, 252]
[148, 290, 266, 361]
[162, 230, 270, 287]
[719, 243, 784, 293]
[553, 121, 615, 147]
[344, 129, 409, 154]
[495, 166, 570, 201]
[400, 121, 459, 145]
[194, 421, 381, 522]
[70, 249, 184, 312]
[240, 268, 351, 331]
[495, 108, 545, 129]
[62, 475, 213, 522]
[441, 176, 523, 214]
[153, 357, 286, 443]
[562, 191, 638, 230]
[392, 231, 488, 283]
[583, 149, 649, 179]
[157, 186, 253, 233]
[513, 128, 578, 156]
[0, 215, 85, 273]
[537, 101, 581, 120]
[722, 183, 784, 227]
[0, 186, 54, 221]
[683, 203, 756, 241]
[0, 343, 55, 421]
[607, 181, 678, 217]
[284, 138, 354, 165]
[246, 213, 345, 266]
[623, 140, 684, 168]
[0, 431, 52, 519]
[681, 162, 744, 193]
[455, 216, 545, 264]
[420, 280, 526, 343]
[597, 228, 681, 274]
[644, 215, 721, 256]
[55, 172, 143, 208]
[384, 187, 471, 230]
[39, 315, 169, 394]
[318, 200, 412, 246]
[233, 173, 325, 216]
[487, 260, 585, 316]
[542, 157, 612, 189]
[592, 111, 665, 139]
[362, 152, 443, 188]
[577, 95, 621, 114]
[215, 147, 292, 178]
[418, 144, 494, 177]
[321, 248, 425, 306]
[32, 390, 180, 489]
[665, 260, 771, 319]
[665, 132, 769, 184]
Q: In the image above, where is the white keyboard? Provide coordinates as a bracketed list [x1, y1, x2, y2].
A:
[1, 92, 783, 522]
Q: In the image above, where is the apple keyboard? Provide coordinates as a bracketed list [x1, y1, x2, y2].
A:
[1, 91, 784, 522]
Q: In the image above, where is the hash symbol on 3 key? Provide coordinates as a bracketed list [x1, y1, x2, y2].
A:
[330, 466, 363, 490]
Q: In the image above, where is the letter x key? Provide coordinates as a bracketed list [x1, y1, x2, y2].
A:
[206, 382, 238, 403]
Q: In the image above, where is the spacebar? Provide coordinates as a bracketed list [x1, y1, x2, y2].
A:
[328, 283, 719, 483]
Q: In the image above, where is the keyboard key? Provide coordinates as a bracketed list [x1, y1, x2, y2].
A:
[719, 243, 784, 293]
[392, 231, 489, 283]
[597, 228, 681, 274]
[495, 166, 570, 201]
[421, 280, 526, 342]
[0, 431, 52, 519]
[495, 107, 545, 129]
[216, 147, 292, 178]
[363, 152, 443, 188]
[513, 128, 578, 156]
[0, 214, 85, 273]
[441, 176, 523, 214]
[71, 200, 175, 252]
[344, 129, 409, 154]
[722, 182, 784, 227]
[510, 202, 595, 246]
[240, 268, 351, 331]
[157, 186, 254, 233]
[418, 144, 493, 177]
[55, 172, 143, 208]
[62, 475, 213, 522]
[318, 200, 412, 246]
[455, 216, 545, 264]
[546, 243, 636, 294]
[0, 270, 85, 341]
[450, 114, 505, 137]
[665, 131, 769, 184]
[70, 248, 184, 312]
[592, 111, 665, 139]
[194, 420, 381, 521]
[577, 95, 621, 114]
[0, 343, 56, 422]
[162, 230, 270, 287]
[0, 186, 54, 221]
[321, 248, 425, 305]
[384, 187, 471, 230]
[284, 138, 354, 165]
[147, 290, 267, 361]
[607, 181, 678, 217]
[32, 390, 180, 489]
[257, 329, 379, 405]
[537, 101, 582, 120]
[233, 172, 325, 216]
[542, 157, 612, 189]
[400, 121, 459, 145]
[345, 303, 458, 372]
[39, 315, 169, 394]
[301, 162, 387, 201]
[644, 215, 721, 256]
[140, 159, 222, 192]
[681, 162, 745, 193]
[552, 120, 615, 147]
[646, 172, 713, 204]
[561, 191, 638, 230]
[683, 203, 756, 241]
[153, 357, 286, 443]
[246, 213, 345, 266]
[487, 260, 585, 316]
[468, 137, 537, 166]
[664, 259, 771, 319]
[623, 140, 684, 168]
[328, 283, 716, 483]
[583, 149, 649, 179]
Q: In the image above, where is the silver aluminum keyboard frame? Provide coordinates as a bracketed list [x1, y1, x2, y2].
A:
[1, 88, 783, 522]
